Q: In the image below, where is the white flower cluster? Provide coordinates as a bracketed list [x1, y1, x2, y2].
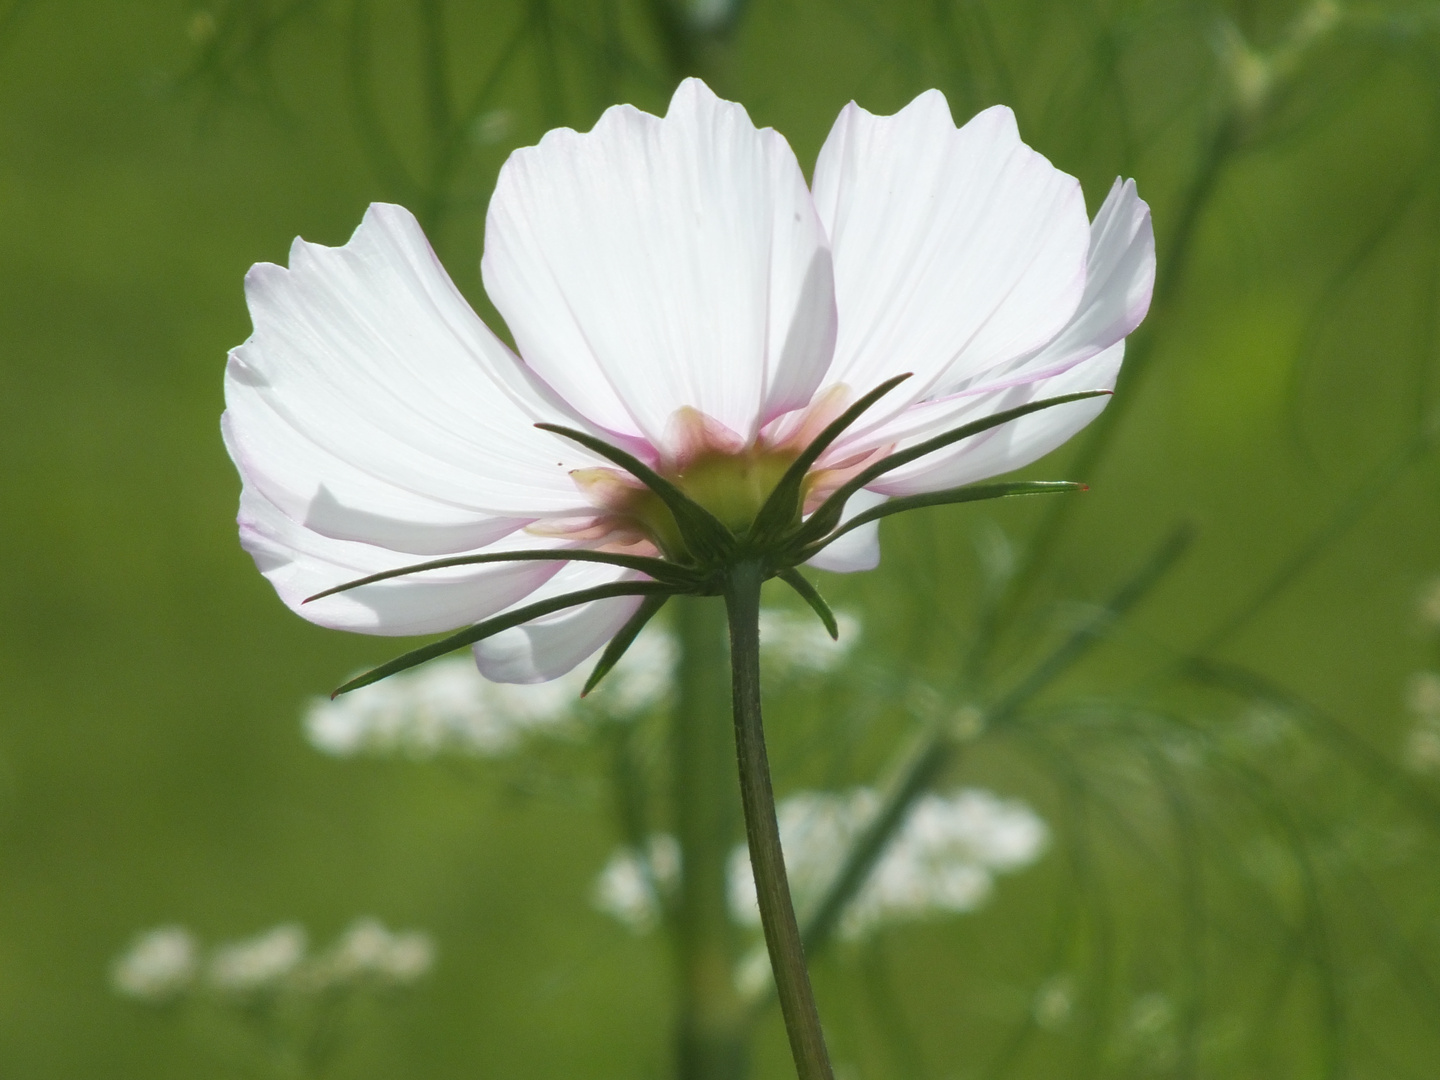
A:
[728, 787, 1048, 939]
[591, 787, 1046, 943]
[110, 919, 434, 1004]
[592, 834, 682, 933]
[759, 608, 861, 676]
[305, 626, 676, 757]
[305, 609, 855, 759]
[110, 925, 198, 1002]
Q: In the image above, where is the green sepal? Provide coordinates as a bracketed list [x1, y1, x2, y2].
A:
[800, 481, 1086, 557]
[777, 568, 839, 640]
[536, 423, 734, 563]
[303, 547, 700, 604]
[747, 374, 912, 546]
[790, 391, 1110, 549]
[331, 580, 675, 697]
[581, 593, 670, 697]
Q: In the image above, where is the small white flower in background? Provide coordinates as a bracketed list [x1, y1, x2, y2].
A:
[1120, 991, 1177, 1063]
[112, 919, 436, 1005]
[1407, 671, 1440, 719]
[759, 608, 860, 676]
[111, 926, 198, 1002]
[305, 655, 577, 757]
[305, 624, 676, 757]
[304, 610, 856, 759]
[1403, 671, 1440, 775]
[592, 834, 682, 933]
[727, 788, 1047, 940]
[225, 78, 1153, 686]
[470, 108, 513, 146]
[1033, 973, 1075, 1031]
[207, 923, 308, 994]
[314, 918, 435, 987]
[1420, 579, 1440, 630]
[591, 624, 678, 715]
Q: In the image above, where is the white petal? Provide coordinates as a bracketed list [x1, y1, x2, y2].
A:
[869, 343, 1123, 496]
[484, 78, 836, 450]
[222, 403, 528, 557]
[962, 177, 1153, 393]
[805, 489, 886, 573]
[472, 562, 644, 683]
[225, 203, 598, 558]
[827, 178, 1151, 465]
[813, 93, 1089, 428]
[236, 484, 563, 637]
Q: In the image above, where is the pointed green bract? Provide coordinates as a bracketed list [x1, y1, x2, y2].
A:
[790, 391, 1110, 549]
[801, 481, 1085, 557]
[747, 374, 912, 546]
[582, 593, 670, 697]
[536, 423, 734, 563]
[777, 568, 839, 640]
[302, 547, 700, 604]
[330, 580, 675, 697]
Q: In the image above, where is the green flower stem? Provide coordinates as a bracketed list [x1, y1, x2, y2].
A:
[723, 560, 835, 1080]
[740, 524, 1195, 1020]
[672, 597, 749, 1080]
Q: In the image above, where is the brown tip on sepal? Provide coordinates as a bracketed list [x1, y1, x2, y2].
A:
[1079, 483, 1091, 492]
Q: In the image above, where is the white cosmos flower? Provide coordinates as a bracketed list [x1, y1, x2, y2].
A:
[224, 79, 1154, 684]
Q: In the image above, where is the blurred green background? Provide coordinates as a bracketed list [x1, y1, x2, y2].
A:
[2, 0, 1440, 1076]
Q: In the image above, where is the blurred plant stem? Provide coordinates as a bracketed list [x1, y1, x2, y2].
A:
[724, 561, 835, 1080]
[672, 596, 750, 1080]
[347, 0, 529, 246]
[646, 0, 745, 89]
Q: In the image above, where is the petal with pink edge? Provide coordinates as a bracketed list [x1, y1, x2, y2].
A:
[812, 93, 1089, 432]
[484, 78, 836, 451]
[869, 344, 1123, 496]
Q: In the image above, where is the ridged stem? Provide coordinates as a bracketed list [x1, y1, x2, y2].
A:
[723, 561, 834, 1080]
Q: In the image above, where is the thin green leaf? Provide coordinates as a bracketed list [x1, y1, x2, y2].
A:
[800, 481, 1085, 558]
[747, 373, 912, 544]
[303, 547, 696, 604]
[536, 423, 733, 562]
[791, 391, 1110, 548]
[777, 568, 839, 639]
[331, 581, 674, 697]
[582, 593, 670, 697]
